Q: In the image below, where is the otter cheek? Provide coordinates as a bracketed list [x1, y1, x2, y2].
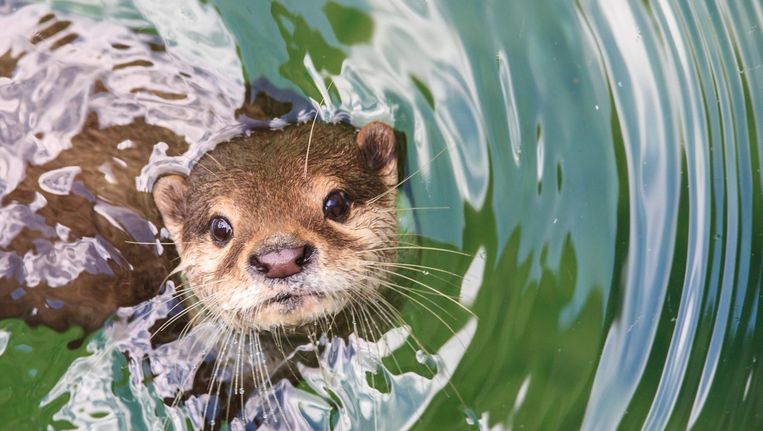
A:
[184, 246, 230, 308]
[226, 283, 262, 312]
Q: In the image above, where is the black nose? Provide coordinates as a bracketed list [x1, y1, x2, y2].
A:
[250, 245, 314, 278]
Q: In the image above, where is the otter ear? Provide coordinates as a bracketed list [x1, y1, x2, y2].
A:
[357, 121, 397, 186]
[153, 175, 188, 244]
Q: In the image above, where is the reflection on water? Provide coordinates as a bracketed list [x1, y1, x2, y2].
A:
[579, 1, 763, 429]
[0, 0, 762, 429]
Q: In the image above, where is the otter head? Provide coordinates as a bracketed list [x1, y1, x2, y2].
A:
[153, 122, 398, 331]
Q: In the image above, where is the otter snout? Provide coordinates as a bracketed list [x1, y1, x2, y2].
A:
[250, 245, 314, 278]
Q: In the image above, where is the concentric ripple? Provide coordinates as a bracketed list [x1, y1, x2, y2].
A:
[578, 1, 763, 428]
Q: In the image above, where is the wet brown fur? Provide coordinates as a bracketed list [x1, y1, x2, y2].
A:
[0, 112, 188, 331]
[0, 16, 188, 331]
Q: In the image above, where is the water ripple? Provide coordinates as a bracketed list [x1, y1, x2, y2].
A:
[579, 0, 762, 428]
[1, 0, 762, 428]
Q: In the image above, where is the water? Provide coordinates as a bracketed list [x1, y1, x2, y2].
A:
[0, 0, 761, 429]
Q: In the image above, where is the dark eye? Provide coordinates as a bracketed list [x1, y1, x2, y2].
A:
[323, 190, 350, 221]
[209, 216, 233, 245]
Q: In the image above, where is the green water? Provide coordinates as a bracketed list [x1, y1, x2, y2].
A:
[1, 0, 762, 429]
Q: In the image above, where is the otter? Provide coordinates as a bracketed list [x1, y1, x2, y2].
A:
[1, 8, 408, 427]
[0, 119, 399, 333]
[0, 112, 400, 333]
[149, 122, 400, 426]
[153, 121, 399, 332]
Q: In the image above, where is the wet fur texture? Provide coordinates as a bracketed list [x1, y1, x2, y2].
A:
[0, 113, 187, 331]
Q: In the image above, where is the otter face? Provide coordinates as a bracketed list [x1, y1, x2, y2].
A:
[153, 122, 398, 331]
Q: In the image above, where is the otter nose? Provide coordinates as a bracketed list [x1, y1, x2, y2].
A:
[250, 246, 312, 278]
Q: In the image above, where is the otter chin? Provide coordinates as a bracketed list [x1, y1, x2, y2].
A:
[153, 121, 399, 332]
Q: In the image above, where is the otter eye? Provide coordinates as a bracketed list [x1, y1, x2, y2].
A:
[209, 216, 233, 245]
[323, 190, 350, 221]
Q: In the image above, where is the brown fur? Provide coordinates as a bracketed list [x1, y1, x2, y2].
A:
[0, 112, 188, 331]
[0, 13, 191, 331]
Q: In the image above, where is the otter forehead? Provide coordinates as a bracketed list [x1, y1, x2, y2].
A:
[197, 124, 385, 192]
[193, 123, 384, 185]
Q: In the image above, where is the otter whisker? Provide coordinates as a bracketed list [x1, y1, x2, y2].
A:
[370, 272, 465, 301]
[367, 146, 450, 204]
[360, 259, 465, 280]
[352, 304, 384, 422]
[205, 324, 235, 428]
[257, 332, 294, 431]
[326, 301, 344, 334]
[356, 245, 471, 257]
[303, 113, 318, 178]
[160, 259, 195, 286]
[196, 159, 221, 180]
[388, 292, 460, 341]
[124, 240, 177, 245]
[341, 286, 456, 412]
[151, 300, 205, 338]
[306, 329, 328, 388]
[152, 281, 216, 315]
[270, 325, 304, 386]
[215, 326, 239, 427]
[162, 322, 221, 431]
[238, 332, 247, 422]
[364, 265, 475, 316]
[149, 262, 190, 300]
[303, 80, 334, 177]
[370, 291, 467, 405]
[359, 288, 437, 356]
[152, 282, 230, 338]
[251, 334, 271, 402]
[177, 304, 211, 342]
[348, 289, 437, 379]
[205, 152, 224, 169]
[384, 266, 469, 300]
[353, 296, 426, 422]
[366, 293, 467, 407]
[226, 330, 244, 427]
[347, 300, 363, 339]
[360, 286, 472, 402]
[393, 206, 450, 212]
[360, 304, 405, 375]
[356, 302, 387, 362]
[248, 331, 270, 422]
[272, 327, 285, 362]
[151, 285, 196, 309]
[393, 238, 431, 248]
[362, 275, 457, 322]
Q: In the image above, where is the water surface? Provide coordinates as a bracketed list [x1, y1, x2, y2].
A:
[0, 0, 762, 429]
